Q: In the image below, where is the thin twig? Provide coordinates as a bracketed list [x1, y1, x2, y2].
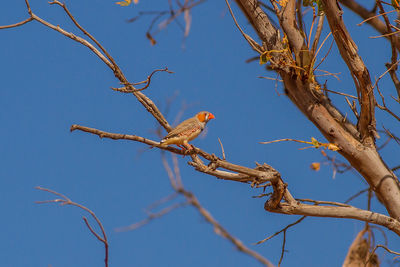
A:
[0, 17, 33, 29]
[367, 244, 400, 265]
[345, 188, 369, 203]
[49, 0, 118, 70]
[225, 0, 263, 53]
[345, 97, 359, 119]
[312, 32, 332, 70]
[35, 186, 109, 267]
[297, 198, 351, 207]
[115, 202, 188, 232]
[161, 154, 274, 267]
[376, 84, 400, 121]
[70, 124, 280, 184]
[320, 86, 357, 99]
[258, 76, 283, 82]
[373, 59, 400, 89]
[218, 137, 226, 160]
[145, 192, 179, 212]
[314, 69, 341, 81]
[278, 230, 286, 267]
[256, 216, 306, 245]
[112, 67, 174, 93]
[311, 13, 325, 56]
[357, 9, 396, 26]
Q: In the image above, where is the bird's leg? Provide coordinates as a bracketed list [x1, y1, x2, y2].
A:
[176, 144, 185, 149]
[183, 141, 193, 151]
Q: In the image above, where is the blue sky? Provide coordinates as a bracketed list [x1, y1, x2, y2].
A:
[1, 0, 399, 266]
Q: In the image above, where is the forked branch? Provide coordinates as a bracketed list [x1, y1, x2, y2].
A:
[35, 186, 109, 267]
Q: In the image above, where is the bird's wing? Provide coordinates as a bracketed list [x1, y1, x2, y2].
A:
[162, 118, 199, 140]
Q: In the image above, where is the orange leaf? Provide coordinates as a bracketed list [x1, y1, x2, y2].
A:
[146, 32, 157, 46]
[310, 162, 320, 171]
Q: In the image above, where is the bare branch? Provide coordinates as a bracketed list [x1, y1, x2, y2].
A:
[0, 17, 33, 29]
[322, 0, 377, 144]
[225, 0, 263, 53]
[367, 244, 400, 265]
[376, 84, 400, 122]
[296, 198, 351, 207]
[49, 0, 118, 70]
[112, 67, 174, 93]
[15, 0, 172, 131]
[217, 137, 226, 160]
[256, 216, 306, 244]
[115, 202, 187, 232]
[339, 0, 400, 52]
[70, 124, 281, 184]
[35, 186, 109, 267]
[345, 96, 360, 119]
[161, 154, 275, 267]
[182, 189, 275, 267]
[265, 199, 400, 236]
[311, 13, 325, 56]
[320, 86, 357, 99]
[345, 188, 369, 204]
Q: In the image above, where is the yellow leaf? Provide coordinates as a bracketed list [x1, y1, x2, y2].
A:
[327, 143, 340, 151]
[278, 0, 288, 7]
[259, 52, 270, 65]
[311, 137, 320, 148]
[116, 0, 138, 6]
[310, 162, 320, 171]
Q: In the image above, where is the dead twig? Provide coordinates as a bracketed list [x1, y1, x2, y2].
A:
[376, 84, 400, 122]
[115, 202, 188, 232]
[112, 67, 174, 93]
[345, 188, 369, 204]
[225, 0, 263, 54]
[161, 153, 275, 267]
[320, 86, 358, 99]
[256, 216, 306, 245]
[345, 97, 360, 119]
[367, 244, 400, 265]
[218, 137, 226, 160]
[70, 124, 280, 184]
[0, 17, 33, 29]
[35, 186, 109, 267]
[357, 9, 396, 26]
[297, 198, 351, 207]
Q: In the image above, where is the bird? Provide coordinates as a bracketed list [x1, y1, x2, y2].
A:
[159, 111, 215, 151]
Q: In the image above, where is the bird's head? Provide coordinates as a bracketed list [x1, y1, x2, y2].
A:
[196, 111, 215, 123]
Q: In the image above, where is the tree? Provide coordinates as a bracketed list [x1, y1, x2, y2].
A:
[1, 0, 399, 266]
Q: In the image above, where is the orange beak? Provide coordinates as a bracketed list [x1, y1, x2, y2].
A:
[208, 113, 215, 120]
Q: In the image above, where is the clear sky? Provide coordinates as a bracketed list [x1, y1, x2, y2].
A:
[1, 1, 399, 266]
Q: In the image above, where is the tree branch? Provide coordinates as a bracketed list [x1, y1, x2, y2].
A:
[70, 124, 281, 184]
[322, 0, 376, 144]
[36, 186, 109, 267]
[339, 0, 400, 52]
[235, 0, 400, 221]
[265, 199, 400, 236]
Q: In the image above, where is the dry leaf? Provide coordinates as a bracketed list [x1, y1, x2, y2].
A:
[278, 0, 288, 7]
[310, 162, 321, 171]
[327, 143, 340, 151]
[184, 9, 192, 37]
[146, 32, 157, 46]
[116, 0, 138, 6]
